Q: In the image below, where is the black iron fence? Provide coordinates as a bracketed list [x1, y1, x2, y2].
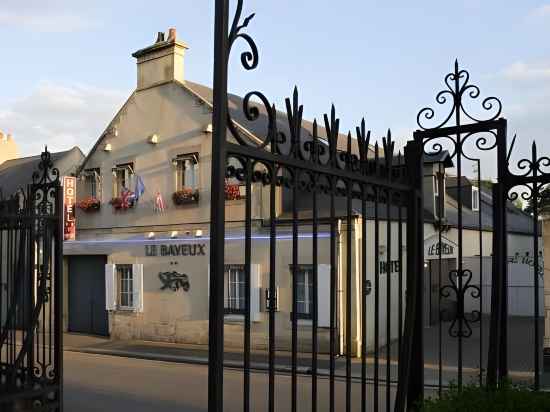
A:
[0, 151, 63, 411]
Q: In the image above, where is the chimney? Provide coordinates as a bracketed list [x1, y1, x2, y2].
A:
[0, 130, 19, 165]
[132, 28, 188, 90]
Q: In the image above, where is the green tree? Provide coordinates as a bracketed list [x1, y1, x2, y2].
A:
[524, 185, 550, 216]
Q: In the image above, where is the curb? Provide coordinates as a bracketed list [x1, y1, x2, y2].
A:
[64, 346, 314, 374]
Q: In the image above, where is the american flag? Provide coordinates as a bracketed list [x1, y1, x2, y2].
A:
[154, 191, 166, 212]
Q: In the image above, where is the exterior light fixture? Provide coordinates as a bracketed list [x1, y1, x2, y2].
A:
[104, 143, 112, 152]
[170, 231, 179, 239]
[148, 134, 159, 144]
[424, 262, 428, 268]
[195, 229, 203, 237]
[147, 232, 155, 239]
[204, 124, 213, 133]
[185, 230, 191, 236]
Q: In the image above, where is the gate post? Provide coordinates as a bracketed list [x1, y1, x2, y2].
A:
[396, 138, 424, 411]
[487, 182, 504, 386]
[487, 119, 509, 386]
[209, 1, 230, 411]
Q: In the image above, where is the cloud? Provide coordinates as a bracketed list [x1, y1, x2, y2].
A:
[0, 10, 94, 33]
[531, 4, 550, 18]
[499, 61, 550, 81]
[0, 81, 127, 156]
[0, 1, 97, 32]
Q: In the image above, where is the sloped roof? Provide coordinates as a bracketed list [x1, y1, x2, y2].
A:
[183, 80, 372, 156]
[0, 147, 84, 198]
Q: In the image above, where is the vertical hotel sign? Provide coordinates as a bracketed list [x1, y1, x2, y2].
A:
[63, 176, 76, 241]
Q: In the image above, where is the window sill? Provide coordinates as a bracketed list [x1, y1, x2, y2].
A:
[223, 314, 262, 323]
[224, 314, 244, 323]
[114, 307, 138, 313]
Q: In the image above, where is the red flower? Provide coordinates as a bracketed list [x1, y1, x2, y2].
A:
[77, 197, 101, 212]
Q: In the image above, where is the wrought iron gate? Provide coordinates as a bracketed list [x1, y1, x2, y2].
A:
[413, 61, 550, 399]
[0, 150, 63, 411]
[208, 1, 548, 411]
[208, 1, 422, 411]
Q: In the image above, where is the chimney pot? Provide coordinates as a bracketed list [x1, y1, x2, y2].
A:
[168, 28, 177, 42]
[156, 32, 165, 43]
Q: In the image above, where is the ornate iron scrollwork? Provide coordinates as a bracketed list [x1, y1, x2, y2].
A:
[440, 269, 481, 338]
[224, 0, 405, 189]
[417, 60, 502, 131]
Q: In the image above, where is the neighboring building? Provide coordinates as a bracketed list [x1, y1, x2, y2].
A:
[0, 131, 18, 167]
[63, 28, 540, 357]
[0, 146, 84, 198]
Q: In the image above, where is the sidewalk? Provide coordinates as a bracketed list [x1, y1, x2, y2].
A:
[62, 318, 541, 384]
[62, 332, 353, 375]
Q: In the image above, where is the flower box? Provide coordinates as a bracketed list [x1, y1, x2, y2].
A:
[109, 196, 134, 210]
[172, 188, 199, 206]
[225, 183, 245, 201]
[77, 197, 101, 212]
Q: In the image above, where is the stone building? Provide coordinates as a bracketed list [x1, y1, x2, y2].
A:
[0, 131, 18, 166]
[62, 28, 541, 358]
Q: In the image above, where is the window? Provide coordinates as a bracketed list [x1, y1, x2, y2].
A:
[174, 153, 199, 191]
[433, 173, 445, 219]
[472, 186, 480, 211]
[112, 163, 134, 197]
[295, 266, 313, 319]
[224, 265, 245, 314]
[84, 168, 101, 198]
[105, 263, 143, 312]
[117, 264, 134, 309]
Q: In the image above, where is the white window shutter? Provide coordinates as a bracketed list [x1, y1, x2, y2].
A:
[105, 264, 117, 311]
[251, 264, 262, 322]
[318, 264, 331, 327]
[132, 264, 144, 313]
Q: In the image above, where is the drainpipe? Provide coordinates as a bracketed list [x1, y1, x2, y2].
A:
[337, 219, 344, 355]
[354, 216, 362, 358]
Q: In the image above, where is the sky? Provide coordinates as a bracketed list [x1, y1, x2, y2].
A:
[0, 0, 549, 177]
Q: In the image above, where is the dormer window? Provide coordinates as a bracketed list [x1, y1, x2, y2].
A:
[112, 163, 134, 197]
[433, 173, 445, 219]
[83, 168, 101, 198]
[173, 153, 199, 191]
[472, 186, 480, 212]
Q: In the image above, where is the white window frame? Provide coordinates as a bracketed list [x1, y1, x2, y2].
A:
[112, 163, 134, 197]
[472, 186, 480, 211]
[224, 265, 245, 314]
[174, 153, 199, 191]
[294, 266, 313, 319]
[117, 264, 134, 310]
[84, 168, 101, 198]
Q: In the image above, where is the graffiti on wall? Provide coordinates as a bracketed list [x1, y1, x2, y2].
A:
[159, 271, 190, 292]
[508, 251, 544, 276]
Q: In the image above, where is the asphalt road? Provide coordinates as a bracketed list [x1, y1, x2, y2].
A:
[63, 351, 398, 412]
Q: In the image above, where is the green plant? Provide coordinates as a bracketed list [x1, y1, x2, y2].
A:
[419, 382, 550, 412]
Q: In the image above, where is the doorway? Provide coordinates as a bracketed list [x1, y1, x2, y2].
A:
[68, 255, 109, 336]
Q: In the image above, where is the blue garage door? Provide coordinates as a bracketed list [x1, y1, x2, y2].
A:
[68, 255, 109, 336]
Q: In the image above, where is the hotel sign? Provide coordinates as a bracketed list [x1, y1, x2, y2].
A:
[424, 233, 458, 260]
[145, 243, 206, 257]
[63, 176, 76, 241]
